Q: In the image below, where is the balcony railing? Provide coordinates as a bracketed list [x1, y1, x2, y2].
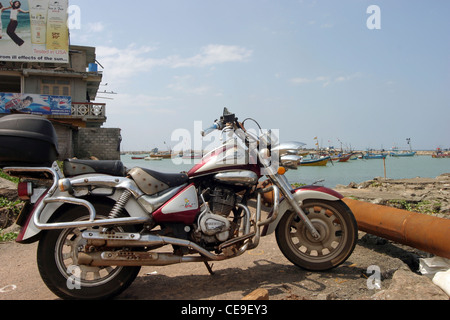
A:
[72, 102, 106, 118]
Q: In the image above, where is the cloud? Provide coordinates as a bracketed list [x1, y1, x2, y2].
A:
[170, 44, 253, 68]
[96, 44, 160, 82]
[290, 73, 361, 87]
[95, 44, 253, 83]
[320, 23, 334, 28]
[87, 22, 105, 33]
[102, 93, 175, 115]
[290, 76, 330, 87]
[70, 22, 107, 43]
[290, 77, 313, 85]
[334, 73, 361, 83]
[167, 75, 211, 95]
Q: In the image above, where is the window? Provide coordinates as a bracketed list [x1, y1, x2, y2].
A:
[0, 76, 21, 93]
[41, 78, 71, 96]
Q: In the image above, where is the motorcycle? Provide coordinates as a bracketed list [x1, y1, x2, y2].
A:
[2, 108, 358, 300]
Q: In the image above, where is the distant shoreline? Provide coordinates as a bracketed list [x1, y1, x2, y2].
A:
[121, 150, 438, 156]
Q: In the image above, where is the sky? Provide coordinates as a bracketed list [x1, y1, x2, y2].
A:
[69, 0, 450, 152]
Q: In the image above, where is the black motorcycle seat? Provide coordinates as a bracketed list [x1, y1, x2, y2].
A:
[64, 159, 127, 177]
[128, 167, 189, 196]
[137, 167, 189, 188]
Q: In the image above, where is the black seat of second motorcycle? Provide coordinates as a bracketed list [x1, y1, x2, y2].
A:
[138, 167, 189, 188]
[63, 159, 127, 177]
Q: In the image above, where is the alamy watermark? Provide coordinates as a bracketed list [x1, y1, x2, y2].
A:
[367, 5, 381, 30]
[66, 265, 81, 290]
[67, 5, 81, 30]
[366, 265, 382, 290]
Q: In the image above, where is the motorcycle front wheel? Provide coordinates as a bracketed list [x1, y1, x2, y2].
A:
[37, 202, 141, 300]
[276, 200, 358, 271]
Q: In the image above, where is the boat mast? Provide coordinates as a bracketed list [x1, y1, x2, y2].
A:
[407, 138, 412, 152]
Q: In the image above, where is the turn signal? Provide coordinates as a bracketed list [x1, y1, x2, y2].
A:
[58, 179, 73, 194]
[277, 166, 286, 175]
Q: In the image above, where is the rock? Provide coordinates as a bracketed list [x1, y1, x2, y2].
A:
[441, 204, 450, 214]
[0, 178, 21, 229]
[0, 177, 18, 201]
[371, 198, 384, 205]
[4, 223, 21, 234]
[242, 288, 269, 300]
[336, 174, 450, 219]
[371, 269, 448, 300]
[347, 182, 358, 189]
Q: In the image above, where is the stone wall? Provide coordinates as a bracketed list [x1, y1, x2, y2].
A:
[53, 122, 74, 160]
[74, 128, 122, 160]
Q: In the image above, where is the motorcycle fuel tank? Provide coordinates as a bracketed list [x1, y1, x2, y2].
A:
[188, 142, 260, 178]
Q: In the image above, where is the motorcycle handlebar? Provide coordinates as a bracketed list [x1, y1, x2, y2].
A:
[201, 109, 241, 137]
[201, 121, 222, 137]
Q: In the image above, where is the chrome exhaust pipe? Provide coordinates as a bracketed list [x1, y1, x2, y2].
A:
[78, 251, 206, 267]
[82, 231, 229, 261]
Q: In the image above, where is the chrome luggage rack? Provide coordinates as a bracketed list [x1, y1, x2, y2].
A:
[4, 162, 151, 231]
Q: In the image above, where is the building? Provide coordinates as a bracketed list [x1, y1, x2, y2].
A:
[0, 45, 122, 160]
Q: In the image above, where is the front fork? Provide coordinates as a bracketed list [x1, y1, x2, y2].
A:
[269, 174, 321, 240]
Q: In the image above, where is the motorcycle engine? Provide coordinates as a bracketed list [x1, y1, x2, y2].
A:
[197, 187, 236, 243]
[210, 187, 236, 217]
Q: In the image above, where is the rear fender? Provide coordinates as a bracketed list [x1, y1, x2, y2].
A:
[262, 186, 343, 236]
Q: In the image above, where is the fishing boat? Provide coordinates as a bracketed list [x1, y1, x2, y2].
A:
[149, 152, 172, 159]
[362, 153, 387, 160]
[300, 156, 330, 166]
[328, 152, 353, 163]
[390, 139, 416, 157]
[145, 156, 163, 161]
[390, 151, 417, 157]
[432, 148, 450, 158]
[337, 153, 353, 162]
[148, 146, 174, 159]
[131, 156, 145, 160]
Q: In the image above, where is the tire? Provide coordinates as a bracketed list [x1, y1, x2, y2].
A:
[276, 200, 358, 271]
[37, 202, 141, 300]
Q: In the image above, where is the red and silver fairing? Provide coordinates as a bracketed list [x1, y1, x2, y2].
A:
[152, 183, 200, 225]
[188, 141, 260, 179]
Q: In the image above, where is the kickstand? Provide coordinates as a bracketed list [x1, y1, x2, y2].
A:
[204, 262, 215, 275]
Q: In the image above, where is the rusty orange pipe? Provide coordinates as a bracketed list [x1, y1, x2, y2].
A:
[343, 198, 450, 259]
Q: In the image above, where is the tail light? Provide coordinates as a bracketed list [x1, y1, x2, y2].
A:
[18, 182, 33, 201]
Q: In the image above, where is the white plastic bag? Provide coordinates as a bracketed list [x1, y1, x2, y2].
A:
[419, 257, 450, 278]
[419, 257, 450, 297]
[433, 270, 450, 296]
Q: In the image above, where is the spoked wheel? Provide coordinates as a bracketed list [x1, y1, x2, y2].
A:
[276, 200, 358, 271]
[37, 203, 141, 300]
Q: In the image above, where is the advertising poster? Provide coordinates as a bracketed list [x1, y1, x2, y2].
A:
[0, 0, 69, 63]
[0, 92, 71, 115]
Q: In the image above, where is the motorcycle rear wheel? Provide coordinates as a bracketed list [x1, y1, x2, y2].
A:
[276, 200, 358, 271]
[37, 202, 141, 300]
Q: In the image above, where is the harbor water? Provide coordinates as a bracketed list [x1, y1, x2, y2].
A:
[121, 155, 450, 189]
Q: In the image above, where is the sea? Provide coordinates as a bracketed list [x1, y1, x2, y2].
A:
[121, 154, 450, 189]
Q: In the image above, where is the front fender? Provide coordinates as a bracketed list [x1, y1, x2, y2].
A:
[261, 186, 343, 236]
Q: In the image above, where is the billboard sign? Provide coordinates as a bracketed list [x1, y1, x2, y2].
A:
[0, 0, 69, 63]
[0, 92, 71, 115]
